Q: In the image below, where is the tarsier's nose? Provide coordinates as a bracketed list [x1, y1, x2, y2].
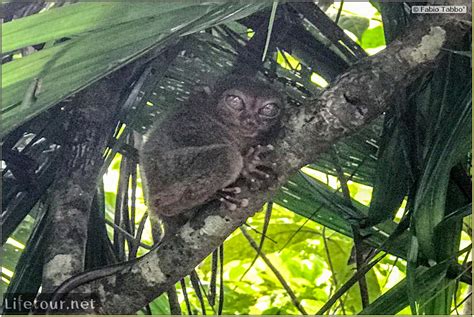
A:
[243, 118, 257, 129]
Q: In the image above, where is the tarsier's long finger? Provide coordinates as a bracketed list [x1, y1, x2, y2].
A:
[247, 167, 271, 179]
[255, 161, 277, 169]
[221, 186, 242, 194]
[219, 197, 249, 209]
[219, 198, 237, 211]
[240, 198, 249, 207]
[220, 194, 248, 206]
[254, 144, 274, 156]
[245, 147, 255, 157]
[217, 191, 249, 209]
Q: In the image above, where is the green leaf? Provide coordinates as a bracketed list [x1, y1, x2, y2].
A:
[4, 210, 49, 303]
[1, 1, 269, 139]
[146, 294, 170, 315]
[414, 88, 471, 260]
[274, 169, 412, 260]
[337, 16, 370, 39]
[366, 123, 409, 226]
[2, 2, 196, 53]
[359, 262, 450, 315]
[360, 25, 385, 49]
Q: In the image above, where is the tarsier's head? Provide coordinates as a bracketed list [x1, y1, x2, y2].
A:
[211, 76, 284, 141]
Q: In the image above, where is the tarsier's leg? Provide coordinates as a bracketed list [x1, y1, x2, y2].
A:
[143, 144, 243, 218]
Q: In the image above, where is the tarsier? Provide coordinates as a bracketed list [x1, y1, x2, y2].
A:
[140, 75, 284, 236]
[49, 76, 284, 306]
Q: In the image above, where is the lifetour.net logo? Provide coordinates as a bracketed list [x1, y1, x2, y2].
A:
[2, 293, 99, 313]
[411, 5, 467, 14]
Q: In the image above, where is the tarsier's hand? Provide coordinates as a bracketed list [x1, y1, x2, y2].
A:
[242, 145, 277, 191]
[216, 144, 277, 211]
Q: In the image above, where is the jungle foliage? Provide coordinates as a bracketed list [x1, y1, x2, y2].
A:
[1, 1, 471, 315]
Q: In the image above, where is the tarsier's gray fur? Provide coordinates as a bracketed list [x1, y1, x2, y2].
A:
[140, 75, 284, 235]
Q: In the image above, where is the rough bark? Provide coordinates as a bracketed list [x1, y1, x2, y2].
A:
[56, 8, 470, 314]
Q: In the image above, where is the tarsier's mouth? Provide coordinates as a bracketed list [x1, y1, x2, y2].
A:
[240, 128, 258, 137]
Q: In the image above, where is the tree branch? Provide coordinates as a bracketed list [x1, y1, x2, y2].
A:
[41, 65, 139, 292]
[55, 10, 470, 314]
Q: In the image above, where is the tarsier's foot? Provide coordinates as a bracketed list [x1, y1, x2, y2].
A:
[217, 187, 249, 211]
[242, 145, 277, 190]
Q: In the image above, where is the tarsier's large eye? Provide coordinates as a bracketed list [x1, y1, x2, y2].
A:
[258, 103, 280, 118]
[225, 95, 244, 110]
